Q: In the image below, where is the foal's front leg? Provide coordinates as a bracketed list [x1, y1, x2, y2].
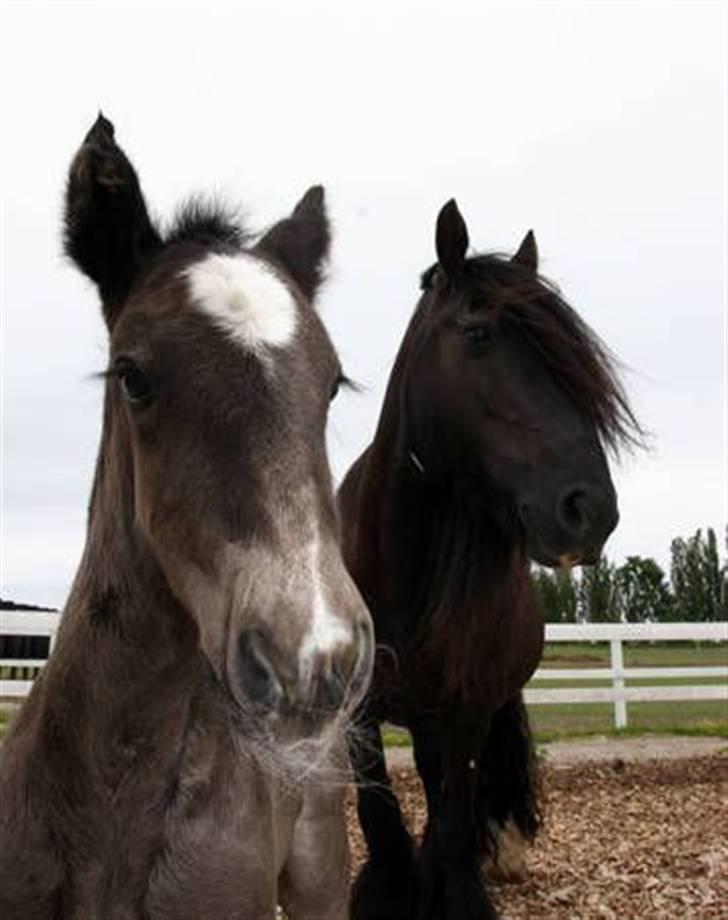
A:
[279, 778, 351, 920]
[417, 719, 499, 920]
[349, 716, 418, 920]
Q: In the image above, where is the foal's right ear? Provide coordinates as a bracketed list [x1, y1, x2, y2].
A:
[255, 185, 330, 302]
[64, 114, 161, 326]
[435, 199, 469, 279]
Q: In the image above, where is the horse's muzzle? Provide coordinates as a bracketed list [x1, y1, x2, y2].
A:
[236, 618, 374, 733]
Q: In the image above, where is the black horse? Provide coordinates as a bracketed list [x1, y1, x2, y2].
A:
[339, 200, 639, 920]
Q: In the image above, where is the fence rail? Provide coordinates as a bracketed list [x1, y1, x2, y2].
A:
[525, 621, 728, 728]
[2, 613, 727, 728]
[0, 611, 59, 699]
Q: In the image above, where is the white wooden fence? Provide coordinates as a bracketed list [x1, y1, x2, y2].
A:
[2, 613, 727, 729]
[0, 610, 59, 699]
[525, 622, 728, 728]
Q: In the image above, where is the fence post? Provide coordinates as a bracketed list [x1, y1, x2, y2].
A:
[610, 637, 627, 729]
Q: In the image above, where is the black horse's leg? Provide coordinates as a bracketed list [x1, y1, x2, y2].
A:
[349, 716, 418, 920]
[476, 694, 540, 880]
[417, 716, 499, 920]
[412, 724, 442, 818]
[411, 726, 442, 913]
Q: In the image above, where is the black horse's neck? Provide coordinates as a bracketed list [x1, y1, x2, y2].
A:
[343, 349, 539, 704]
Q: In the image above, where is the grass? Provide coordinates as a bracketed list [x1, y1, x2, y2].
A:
[382, 707, 728, 749]
[0, 709, 12, 739]
[542, 641, 727, 668]
[382, 727, 414, 748]
[528, 702, 727, 741]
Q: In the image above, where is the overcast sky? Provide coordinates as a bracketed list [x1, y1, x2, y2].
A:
[1, 1, 725, 608]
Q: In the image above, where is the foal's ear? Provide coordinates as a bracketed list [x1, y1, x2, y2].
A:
[512, 229, 538, 272]
[255, 185, 330, 302]
[64, 114, 161, 326]
[435, 199, 469, 278]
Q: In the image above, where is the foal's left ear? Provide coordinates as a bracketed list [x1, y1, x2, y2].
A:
[435, 199, 469, 278]
[64, 114, 161, 326]
[255, 185, 330, 302]
[512, 230, 538, 272]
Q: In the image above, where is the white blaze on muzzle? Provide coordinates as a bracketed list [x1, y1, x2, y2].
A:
[299, 534, 353, 675]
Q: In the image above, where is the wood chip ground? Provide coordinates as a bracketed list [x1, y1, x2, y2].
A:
[344, 754, 728, 919]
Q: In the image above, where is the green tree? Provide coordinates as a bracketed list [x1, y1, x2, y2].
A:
[613, 556, 673, 623]
[670, 528, 725, 622]
[722, 526, 728, 620]
[532, 567, 577, 623]
[578, 556, 618, 623]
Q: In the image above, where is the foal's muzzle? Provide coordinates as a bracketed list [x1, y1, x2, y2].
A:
[236, 618, 374, 732]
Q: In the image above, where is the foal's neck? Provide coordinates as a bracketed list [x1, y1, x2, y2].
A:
[59, 394, 197, 669]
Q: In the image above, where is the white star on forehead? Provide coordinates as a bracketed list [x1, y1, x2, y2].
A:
[184, 252, 297, 354]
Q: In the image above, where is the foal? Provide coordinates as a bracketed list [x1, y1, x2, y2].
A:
[0, 116, 373, 920]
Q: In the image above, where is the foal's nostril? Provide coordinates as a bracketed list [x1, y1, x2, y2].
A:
[347, 619, 375, 704]
[309, 618, 374, 716]
[556, 487, 592, 538]
[237, 631, 282, 711]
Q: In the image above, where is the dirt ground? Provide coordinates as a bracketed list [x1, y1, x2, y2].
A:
[384, 733, 727, 769]
[345, 744, 728, 919]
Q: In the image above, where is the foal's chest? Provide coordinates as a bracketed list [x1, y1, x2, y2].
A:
[143, 731, 299, 919]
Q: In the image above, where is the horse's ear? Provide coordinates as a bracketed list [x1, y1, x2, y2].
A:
[64, 114, 161, 327]
[512, 229, 538, 272]
[435, 199, 469, 278]
[255, 185, 330, 302]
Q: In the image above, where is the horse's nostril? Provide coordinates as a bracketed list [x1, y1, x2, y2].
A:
[237, 631, 282, 711]
[308, 619, 374, 716]
[350, 617, 375, 696]
[557, 487, 591, 536]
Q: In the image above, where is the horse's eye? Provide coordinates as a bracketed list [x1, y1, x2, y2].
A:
[463, 324, 493, 346]
[330, 374, 342, 402]
[113, 358, 153, 407]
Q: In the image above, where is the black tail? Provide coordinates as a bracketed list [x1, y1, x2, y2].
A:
[475, 693, 541, 853]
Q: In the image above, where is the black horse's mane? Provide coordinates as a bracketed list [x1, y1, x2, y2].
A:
[407, 477, 528, 702]
[418, 253, 643, 453]
[165, 196, 250, 248]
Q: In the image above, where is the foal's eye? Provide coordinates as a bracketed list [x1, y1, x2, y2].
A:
[330, 374, 343, 402]
[329, 368, 353, 403]
[113, 358, 153, 407]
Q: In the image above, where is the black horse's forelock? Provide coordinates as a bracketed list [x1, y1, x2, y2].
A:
[165, 196, 250, 248]
[477, 255, 642, 453]
[423, 253, 644, 454]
